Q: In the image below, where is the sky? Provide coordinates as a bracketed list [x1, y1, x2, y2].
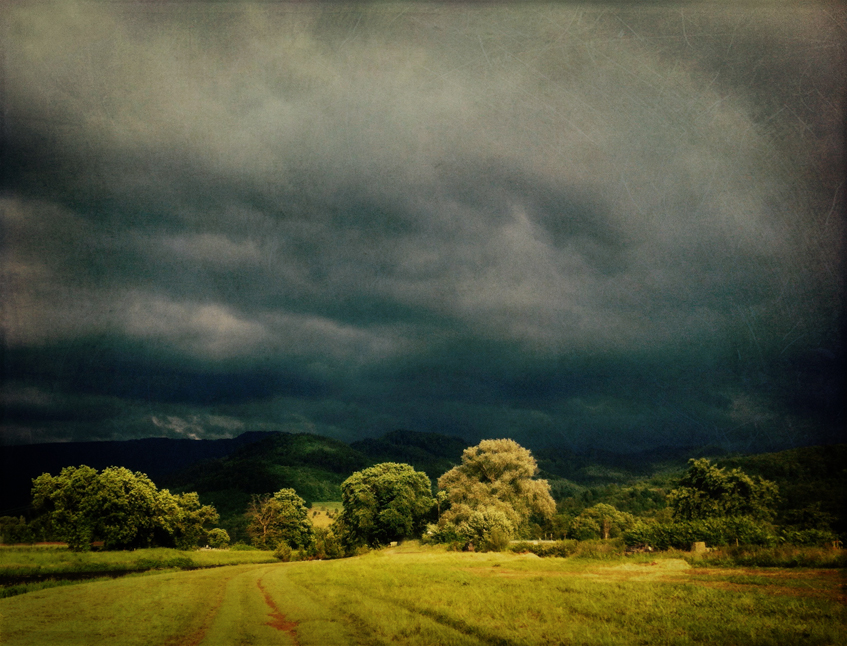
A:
[1, 2, 844, 453]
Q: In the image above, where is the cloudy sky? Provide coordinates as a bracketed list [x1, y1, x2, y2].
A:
[1, 2, 844, 452]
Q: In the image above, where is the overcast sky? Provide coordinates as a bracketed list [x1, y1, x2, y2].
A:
[1, 2, 844, 452]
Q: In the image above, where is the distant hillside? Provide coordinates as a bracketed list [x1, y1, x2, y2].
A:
[550, 443, 847, 536]
[715, 444, 847, 534]
[350, 430, 467, 481]
[5, 429, 844, 542]
[533, 444, 727, 487]
[162, 432, 372, 538]
[0, 432, 272, 516]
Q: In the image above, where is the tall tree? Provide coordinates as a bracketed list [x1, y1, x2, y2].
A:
[246, 488, 313, 549]
[337, 462, 434, 549]
[31, 466, 219, 551]
[436, 439, 555, 546]
[668, 458, 779, 521]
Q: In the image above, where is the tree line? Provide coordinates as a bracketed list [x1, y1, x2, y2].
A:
[3, 438, 841, 553]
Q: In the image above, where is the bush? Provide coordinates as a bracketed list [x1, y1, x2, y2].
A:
[0, 516, 34, 544]
[508, 540, 579, 558]
[483, 527, 512, 552]
[571, 538, 626, 559]
[624, 517, 779, 550]
[305, 527, 345, 560]
[273, 543, 293, 562]
[206, 528, 230, 549]
[507, 539, 626, 559]
[778, 527, 839, 547]
[456, 506, 515, 552]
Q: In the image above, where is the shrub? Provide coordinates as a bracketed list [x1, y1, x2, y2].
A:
[306, 527, 345, 560]
[457, 506, 515, 551]
[206, 528, 230, 549]
[483, 527, 512, 552]
[571, 538, 626, 559]
[624, 516, 779, 550]
[778, 527, 839, 547]
[273, 543, 293, 562]
[508, 540, 579, 558]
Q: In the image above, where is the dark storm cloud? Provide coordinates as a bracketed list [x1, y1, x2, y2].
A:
[1, 3, 843, 450]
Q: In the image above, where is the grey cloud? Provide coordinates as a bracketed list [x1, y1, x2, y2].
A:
[1, 3, 843, 451]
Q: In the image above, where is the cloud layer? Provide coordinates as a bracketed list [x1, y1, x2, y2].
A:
[1, 3, 844, 451]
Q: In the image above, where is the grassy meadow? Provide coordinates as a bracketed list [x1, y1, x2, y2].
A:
[0, 545, 276, 599]
[2, 542, 844, 645]
[309, 501, 342, 529]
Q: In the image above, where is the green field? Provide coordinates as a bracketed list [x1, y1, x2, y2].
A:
[1, 543, 844, 645]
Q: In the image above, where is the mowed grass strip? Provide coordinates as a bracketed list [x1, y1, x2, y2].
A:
[0, 564, 260, 646]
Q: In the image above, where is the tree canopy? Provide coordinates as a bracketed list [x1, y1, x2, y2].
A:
[337, 462, 434, 548]
[246, 488, 313, 549]
[668, 458, 779, 522]
[435, 439, 555, 546]
[569, 503, 637, 540]
[31, 465, 219, 551]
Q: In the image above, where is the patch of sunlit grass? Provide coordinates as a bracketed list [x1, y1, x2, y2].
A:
[2, 546, 844, 645]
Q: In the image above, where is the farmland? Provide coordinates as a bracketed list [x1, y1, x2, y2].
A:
[2, 543, 844, 645]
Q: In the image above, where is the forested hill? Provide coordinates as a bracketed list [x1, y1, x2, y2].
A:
[165, 432, 372, 512]
[532, 444, 728, 487]
[350, 430, 468, 481]
[4, 430, 845, 539]
[715, 445, 847, 534]
[163, 430, 469, 526]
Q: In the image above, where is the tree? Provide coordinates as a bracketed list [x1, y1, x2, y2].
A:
[435, 439, 555, 547]
[31, 466, 100, 550]
[668, 458, 779, 522]
[31, 466, 219, 551]
[337, 462, 434, 549]
[246, 488, 313, 549]
[569, 503, 636, 540]
[0, 516, 33, 545]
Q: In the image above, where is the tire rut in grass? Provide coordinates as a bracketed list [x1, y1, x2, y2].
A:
[389, 598, 522, 646]
[162, 570, 234, 646]
[257, 576, 300, 645]
[297, 579, 512, 646]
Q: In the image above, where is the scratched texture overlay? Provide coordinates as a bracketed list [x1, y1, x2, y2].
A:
[1, 2, 844, 453]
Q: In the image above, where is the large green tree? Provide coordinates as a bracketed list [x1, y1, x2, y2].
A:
[246, 488, 313, 549]
[668, 458, 779, 521]
[31, 466, 219, 551]
[337, 462, 434, 549]
[435, 439, 555, 546]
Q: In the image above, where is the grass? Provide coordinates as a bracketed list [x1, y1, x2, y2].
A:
[309, 501, 341, 529]
[0, 545, 277, 598]
[0, 545, 276, 576]
[2, 542, 843, 645]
